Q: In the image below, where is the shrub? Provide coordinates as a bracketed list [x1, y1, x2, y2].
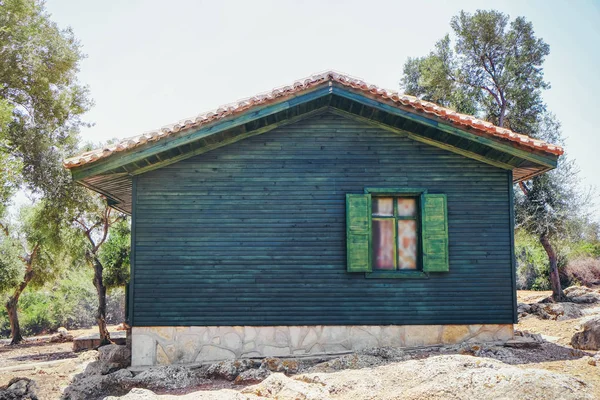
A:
[515, 231, 550, 290]
[0, 267, 126, 339]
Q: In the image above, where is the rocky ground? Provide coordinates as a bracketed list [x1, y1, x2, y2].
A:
[1, 288, 599, 399]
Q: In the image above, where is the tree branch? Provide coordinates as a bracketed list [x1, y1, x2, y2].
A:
[93, 207, 111, 253]
[0, 221, 9, 237]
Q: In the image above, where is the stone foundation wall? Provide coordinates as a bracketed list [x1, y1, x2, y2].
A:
[131, 324, 513, 366]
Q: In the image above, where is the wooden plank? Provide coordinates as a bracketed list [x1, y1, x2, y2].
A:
[72, 85, 333, 181]
[331, 86, 558, 169]
[130, 113, 515, 326]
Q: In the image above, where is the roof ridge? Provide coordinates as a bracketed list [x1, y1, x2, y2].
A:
[64, 71, 563, 168]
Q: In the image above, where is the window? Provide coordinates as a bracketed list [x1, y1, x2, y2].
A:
[372, 196, 419, 270]
[346, 189, 449, 278]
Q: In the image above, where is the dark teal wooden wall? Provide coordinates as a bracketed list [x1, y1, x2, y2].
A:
[132, 112, 515, 326]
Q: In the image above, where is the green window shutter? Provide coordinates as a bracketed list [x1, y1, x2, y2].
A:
[422, 194, 449, 272]
[346, 193, 372, 272]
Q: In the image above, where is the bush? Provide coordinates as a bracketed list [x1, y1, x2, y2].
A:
[515, 231, 550, 290]
[0, 267, 126, 339]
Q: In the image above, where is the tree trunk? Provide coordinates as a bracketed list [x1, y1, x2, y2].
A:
[539, 234, 564, 302]
[91, 255, 112, 345]
[6, 297, 23, 345]
[5, 267, 35, 345]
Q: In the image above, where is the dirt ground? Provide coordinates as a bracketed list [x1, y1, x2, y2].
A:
[0, 325, 121, 399]
[516, 290, 600, 396]
[1, 293, 599, 399]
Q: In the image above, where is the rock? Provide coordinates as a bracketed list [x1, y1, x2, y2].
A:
[238, 355, 594, 400]
[360, 346, 406, 360]
[0, 378, 38, 400]
[242, 373, 329, 399]
[564, 286, 600, 304]
[571, 317, 600, 350]
[261, 357, 299, 374]
[234, 368, 272, 385]
[49, 327, 74, 343]
[528, 302, 583, 320]
[504, 337, 541, 349]
[131, 365, 209, 390]
[307, 353, 386, 373]
[98, 344, 131, 369]
[517, 302, 532, 317]
[105, 387, 246, 399]
[62, 369, 134, 400]
[206, 359, 257, 381]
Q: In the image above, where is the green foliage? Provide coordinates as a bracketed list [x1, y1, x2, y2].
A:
[0, 0, 91, 195]
[516, 226, 600, 290]
[99, 219, 131, 289]
[401, 10, 549, 133]
[515, 230, 550, 290]
[0, 234, 22, 294]
[0, 267, 125, 338]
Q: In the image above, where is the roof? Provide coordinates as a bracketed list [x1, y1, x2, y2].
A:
[64, 70, 563, 214]
[64, 71, 562, 169]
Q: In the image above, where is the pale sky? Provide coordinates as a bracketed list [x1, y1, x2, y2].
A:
[47, 0, 600, 220]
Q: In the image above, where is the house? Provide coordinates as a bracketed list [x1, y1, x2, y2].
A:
[64, 71, 563, 366]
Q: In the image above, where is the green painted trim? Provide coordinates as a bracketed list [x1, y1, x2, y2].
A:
[331, 87, 558, 169]
[131, 107, 329, 177]
[346, 193, 372, 273]
[71, 86, 558, 183]
[365, 271, 429, 279]
[71, 85, 333, 181]
[329, 108, 516, 171]
[128, 176, 137, 326]
[365, 187, 428, 195]
[509, 170, 518, 323]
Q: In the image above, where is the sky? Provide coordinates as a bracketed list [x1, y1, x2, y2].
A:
[46, 0, 600, 220]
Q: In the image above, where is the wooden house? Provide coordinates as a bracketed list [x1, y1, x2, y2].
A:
[64, 72, 563, 366]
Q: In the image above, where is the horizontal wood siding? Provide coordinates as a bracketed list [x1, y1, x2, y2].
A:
[133, 113, 514, 326]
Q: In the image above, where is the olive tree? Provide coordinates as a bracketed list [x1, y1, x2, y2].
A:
[400, 10, 583, 301]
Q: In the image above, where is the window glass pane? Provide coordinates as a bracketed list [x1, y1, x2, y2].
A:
[397, 198, 417, 217]
[372, 219, 395, 269]
[372, 197, 393, 217]
[397, 220, 418, 270]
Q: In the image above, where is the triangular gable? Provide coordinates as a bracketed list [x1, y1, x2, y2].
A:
[64, 71, 562, 214]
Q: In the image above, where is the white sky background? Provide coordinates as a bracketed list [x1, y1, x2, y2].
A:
[45, 0, 600, 220]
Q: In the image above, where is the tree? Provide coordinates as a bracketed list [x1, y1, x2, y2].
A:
[0, 0, 91, 214]
[70, 190, 129, 345]
[400, 10, 579, 301]
[0, 203, 70, 344]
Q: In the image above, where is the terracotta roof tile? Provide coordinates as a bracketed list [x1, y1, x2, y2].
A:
[64, 71, 563, 168]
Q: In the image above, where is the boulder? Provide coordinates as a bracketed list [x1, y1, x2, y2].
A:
[206, 359, 257, 381]
[98, 344, 131, 369]
[261, 357, 300, 374]
[131, 365, 209, 390]
[528, 302, 583, 320]
[240, 355, 594, 400]
[234, 368, 272, 385]
[517, 302, 532, 318]
[571, 317, 600, 350]
[49, 327, 74, 343]
[0, 378, 38, 400]
[504, 337, 541, 349]
[564, 286, 600, 304]
[62, 368, 134, 400]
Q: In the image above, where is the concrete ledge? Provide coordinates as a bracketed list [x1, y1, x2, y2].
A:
[131, 324, 513, 366]
[73, 331, 127, 351]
